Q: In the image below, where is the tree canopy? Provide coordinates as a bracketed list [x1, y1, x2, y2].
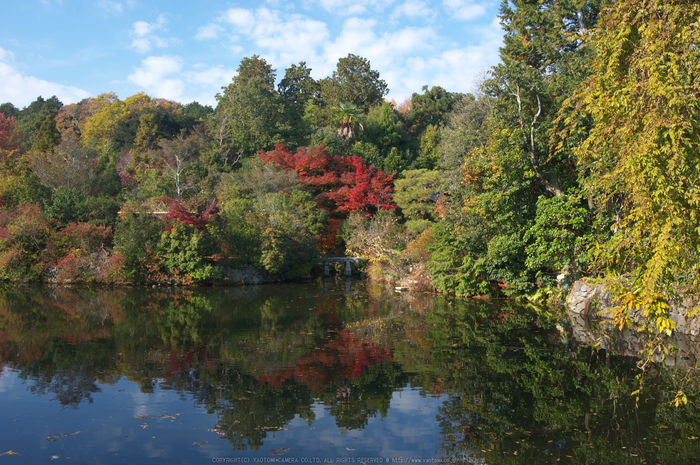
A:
[564, 0, 700, 312]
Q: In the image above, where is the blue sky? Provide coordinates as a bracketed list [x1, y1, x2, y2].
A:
[1, 0, 504, 108]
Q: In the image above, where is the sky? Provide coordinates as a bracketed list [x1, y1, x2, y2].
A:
[1, 0, 505, 109]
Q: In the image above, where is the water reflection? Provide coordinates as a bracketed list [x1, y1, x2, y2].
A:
[569, 305, 700, 370]
[0, 283, 699, 463]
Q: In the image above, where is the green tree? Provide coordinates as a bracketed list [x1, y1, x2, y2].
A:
[211, 57, 291, 162]
[113, 209, 165, 284]
[320, 54, 388, 111]
[31, 105, 61, 153]
[157, 222, 220, 284]
[413, 124, 442, 170]
[237, 55, 276, 90]
[430, 0, 601, 293]
[82, 92, 196, 156]
[523, 192, 594, 285]
[393, 169, 442, 233]
[439, 93, 491, 172]
[353, 102, 414, 174]
[16, 96, 63, 151]
[44, 187, 87, 229]
[0, 102, 20, 118]
[278, 61, 319, 107]
[182, 101, 214, 120]
[564, 0, 700, 331]
[217, 159, 326, 278]
[405, 85, 465, 137]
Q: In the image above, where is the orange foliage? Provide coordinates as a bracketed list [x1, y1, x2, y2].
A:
[396, 98, 412, 119]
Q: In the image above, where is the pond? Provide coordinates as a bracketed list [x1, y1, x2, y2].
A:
[0, 280, 699, 464]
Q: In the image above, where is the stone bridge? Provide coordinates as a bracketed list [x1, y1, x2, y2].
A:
[319, 257, 367, 277]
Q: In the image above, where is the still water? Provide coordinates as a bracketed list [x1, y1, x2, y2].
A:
[0, 280, 699, 464]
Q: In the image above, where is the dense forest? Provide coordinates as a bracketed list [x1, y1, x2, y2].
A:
[0, 1, 698, 317]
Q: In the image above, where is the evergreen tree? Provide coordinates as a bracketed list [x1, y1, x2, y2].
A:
[320, 54, 388, 111]
[429, 0, 601, 294]
[211, 57, 291, 162]
[17, 96, 62, 151]
[32, 105, 62, 153]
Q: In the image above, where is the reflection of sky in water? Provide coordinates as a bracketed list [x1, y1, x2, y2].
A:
[260, 386, 447, 459]
[0, 371, 451, 464]
[0, 368, 20, 394]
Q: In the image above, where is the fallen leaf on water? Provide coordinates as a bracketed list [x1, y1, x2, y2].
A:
[141, 424, 149, 429]
[136, 413, 182, 419]
[46, 431, 82, 441]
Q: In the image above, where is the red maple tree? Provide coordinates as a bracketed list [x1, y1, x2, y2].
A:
[161, 197, 216, 230]
[260, 144, 396, 216]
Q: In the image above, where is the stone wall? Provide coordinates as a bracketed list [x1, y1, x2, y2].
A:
[566, 280, 700, 369]
[567, 280, 700, 336]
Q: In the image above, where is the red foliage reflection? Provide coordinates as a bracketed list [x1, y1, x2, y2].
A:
[259, 330, 392, 392]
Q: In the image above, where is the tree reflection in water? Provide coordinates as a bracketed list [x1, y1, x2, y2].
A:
[0, 283, 699, 461]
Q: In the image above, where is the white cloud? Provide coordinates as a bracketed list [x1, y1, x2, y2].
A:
[0, 47, 91, 107]
[391, 0, 435, 19]
[322, 17, 436, 73]
[212, 7, 331, 73]
[129, 15, 177, 54]
[443, 0, 488, 21]
[130, 38, 152, 54]
[156, 3, 503, 105]
[98, 0, 124, 14]
[399, 37, 500, 97]
[133, 20, 157, 37]
[186, 65, 236, 87]
[221, 8, 256, 34]
[0, 48, 13, 62]
[128, 56, 236, 106]
[127, 55, 184, 101]
[250, 9, 330, 64]
[195, 23, 225, 40]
